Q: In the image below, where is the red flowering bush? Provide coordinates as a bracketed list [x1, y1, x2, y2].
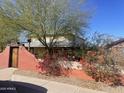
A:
[38, 53, 62, 76]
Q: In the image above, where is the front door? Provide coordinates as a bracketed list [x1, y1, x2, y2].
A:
[9, 47, 19, 68]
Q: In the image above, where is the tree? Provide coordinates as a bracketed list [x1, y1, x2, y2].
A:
[85, 32, 114, 51]
[0, 30, 19, 51]
[0, 0, 89, 54]
[0, 10, 20, 51]
[92, 32, 113, 47]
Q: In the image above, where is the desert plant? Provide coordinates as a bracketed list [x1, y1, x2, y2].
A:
[84, 58, 122, 86]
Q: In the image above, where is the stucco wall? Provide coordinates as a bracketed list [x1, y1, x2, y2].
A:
[0, 46, 10, 68]
[18, 46, 39, 71]
[0, 46, 93, 80]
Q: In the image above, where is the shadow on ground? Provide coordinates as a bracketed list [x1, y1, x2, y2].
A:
[0, 81, 47, 93]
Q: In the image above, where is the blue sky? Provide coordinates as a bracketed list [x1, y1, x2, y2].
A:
[84, 0, 124, 38]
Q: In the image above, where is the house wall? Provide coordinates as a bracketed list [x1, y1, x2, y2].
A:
[31, 47, 79, 60]
[0, 46, 10, 68]
[30, 47, 46, 58]
[31, 36, 70, 44]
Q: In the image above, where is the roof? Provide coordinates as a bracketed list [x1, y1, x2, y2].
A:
[23, 37, 84, 48]
[24, 40, 72, 47]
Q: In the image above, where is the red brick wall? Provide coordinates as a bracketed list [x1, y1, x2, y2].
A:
[0, 46, 10, 68]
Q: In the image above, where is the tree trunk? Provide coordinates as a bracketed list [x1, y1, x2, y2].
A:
[47, 48, 53, 55]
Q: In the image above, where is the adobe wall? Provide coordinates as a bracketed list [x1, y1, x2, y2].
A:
[18, 46, 39, 71]
[0, 46, 93, 80]
[0, 46, 10, 68]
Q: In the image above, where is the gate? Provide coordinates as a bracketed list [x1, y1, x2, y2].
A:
[9, 47, 19, 68]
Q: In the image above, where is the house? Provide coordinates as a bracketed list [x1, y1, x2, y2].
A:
[22, 35, 84, 61]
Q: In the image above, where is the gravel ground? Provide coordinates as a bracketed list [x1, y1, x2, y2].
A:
[14, 70, 124, 93]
